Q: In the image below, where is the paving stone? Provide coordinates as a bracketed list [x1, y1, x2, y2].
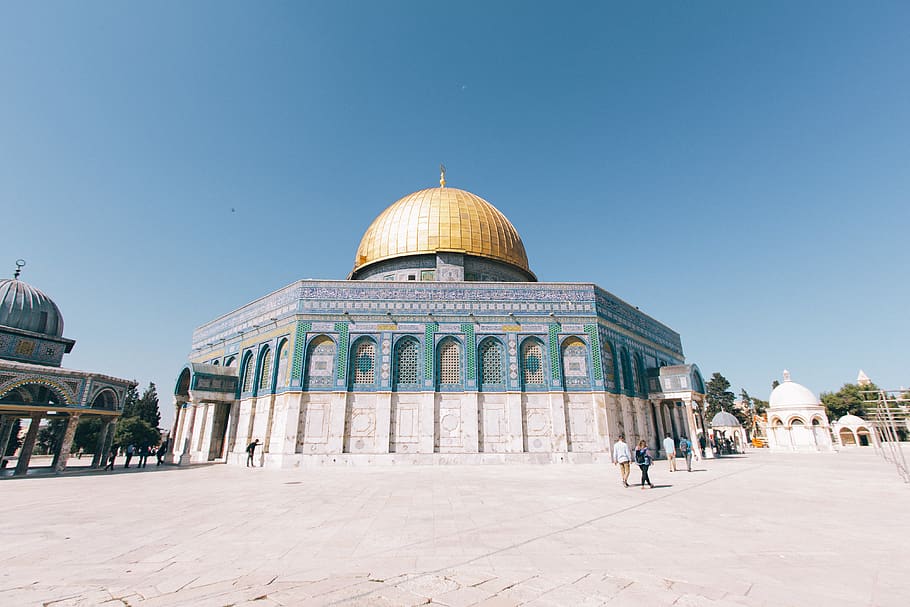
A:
[1, 450, 908, 607]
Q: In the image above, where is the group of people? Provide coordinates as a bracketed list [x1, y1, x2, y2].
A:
[102, 442, 168, 471]
[611, 433, 699, 489]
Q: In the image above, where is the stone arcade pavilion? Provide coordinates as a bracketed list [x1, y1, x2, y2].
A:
[171, 173, 709, 467]
[0, 263, 135, 475]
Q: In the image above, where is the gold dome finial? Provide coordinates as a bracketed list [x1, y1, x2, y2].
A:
[439, 163, 446, 188]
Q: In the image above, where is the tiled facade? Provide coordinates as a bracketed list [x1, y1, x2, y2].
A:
[172, 280, 709, 467]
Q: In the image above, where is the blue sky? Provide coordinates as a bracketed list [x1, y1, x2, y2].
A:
[2, 2, 908, 426]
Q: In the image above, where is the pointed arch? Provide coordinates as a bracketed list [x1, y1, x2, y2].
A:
[91, 388, 118, 411]
[478, 336, 505, 388]
[257, 345, 273, 393]
[561, 336, 589, 389]
[304, 335, 336, 390]
[601, 338, 617, 388]
[349, 336, 378, 389]
[620, 346, 634, 394]
[175, 367, 191, 398]
[274, 338, 290, 390]
[394, 336, 421, 389]
[436, 336, 463, 389]
[634, 352, 648, 396]
[240, 351, 255, 393]
[520, 336, 546, 388]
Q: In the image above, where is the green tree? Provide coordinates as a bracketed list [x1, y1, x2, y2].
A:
[135, 382, 161, 428]
[4, 418, 22, 457]
[113, 417, 160, 449]
[72, 417, 103, 453]
[121, 383, 141, 418]
[751, 397, 769, 416]
[820, 382, 879, 421]
[705, 372, 736, 420]
[36, 418, 66, 455]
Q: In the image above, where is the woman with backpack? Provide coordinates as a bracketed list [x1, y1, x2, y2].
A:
[635, 440, 654, 489]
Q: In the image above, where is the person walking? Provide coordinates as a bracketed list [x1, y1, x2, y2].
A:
[246, 439, 260, 467]
[612, 434, 632, 487]
[137, 445, 149, 468]
[635, 440, 654, 489]
[156, 441, 167, 466]
[103, 444, 118, 471]
[662, 434, 677, 472]
[124, 444, 135, 468]
[679, 435, 697, 472]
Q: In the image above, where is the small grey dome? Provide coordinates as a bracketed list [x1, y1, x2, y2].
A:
[710, 411, 741, 428]
[0, 278, 64, 337]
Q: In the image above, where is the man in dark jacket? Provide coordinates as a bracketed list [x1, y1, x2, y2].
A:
[246, 439, 260, 467]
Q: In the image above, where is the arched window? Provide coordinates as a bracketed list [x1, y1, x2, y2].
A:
[635, 353, 648, 395]
[304, 336, 336, 389]
[91, 389, 117, 410]
[241, 353, 255, 393]
[521, 339, 545, 386]
[811, 417, 822, 426]
[601, 340, 616, 386]
[621, 347, 634, 393]
[258, 347, 273, 392]
[561, 337, 588, 387]
[394, 337, 420, 386]
[225, 356, 237, 367]
[275, 339, 289, 389]
[438, 338, 462, 386]
[212, 359, 220, 366]
[479, 338, 504, 385]
[790, 417, 805, 426]
[351, 338, 376, 385]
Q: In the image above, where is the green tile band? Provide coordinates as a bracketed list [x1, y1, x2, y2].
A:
[290, 321, 311, 381]
[585, 324, 602, 381]
[335, 322, 349, 379]
[461, 323, 476, 381]
[424, 322, 438, 379]
[549, 323, 561, 382]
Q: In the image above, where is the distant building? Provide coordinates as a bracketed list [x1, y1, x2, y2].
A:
[0, 263, 134, 475]
[172, 173, 709, 467]
[763, 370, 833, 452]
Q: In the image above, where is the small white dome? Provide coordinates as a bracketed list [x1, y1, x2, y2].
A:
[769, 372, 819, 408]
[836, 414, 867, 427]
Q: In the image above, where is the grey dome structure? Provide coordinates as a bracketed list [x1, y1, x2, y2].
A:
[0, 277, 64, 337]
[710, 411, 741, 428]
[0, 262, 136, 476]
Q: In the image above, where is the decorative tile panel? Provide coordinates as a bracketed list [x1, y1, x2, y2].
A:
[424, 323, 438, 380]
[460, 323, 476, 381]
[290, 321, 311, 382]
[548, 323, 561, 383]
[585, 324, 602, 381]
[335, 322, 349, 380]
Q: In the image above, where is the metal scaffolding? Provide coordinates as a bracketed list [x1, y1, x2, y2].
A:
[862, 389, 910, 483]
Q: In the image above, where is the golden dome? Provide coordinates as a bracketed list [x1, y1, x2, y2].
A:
[352, 186, 531, 276]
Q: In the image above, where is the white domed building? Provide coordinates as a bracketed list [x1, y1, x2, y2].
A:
[765, 370, 833, 452]
[833, 414, 877, 448]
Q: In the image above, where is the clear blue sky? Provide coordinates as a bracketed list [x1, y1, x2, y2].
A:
[2, 2, 908, 426]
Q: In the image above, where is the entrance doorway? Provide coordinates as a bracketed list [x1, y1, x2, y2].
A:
[208, 403, 231, 461]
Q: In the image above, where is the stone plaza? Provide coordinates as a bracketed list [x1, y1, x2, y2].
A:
[2, 449, 907, 606]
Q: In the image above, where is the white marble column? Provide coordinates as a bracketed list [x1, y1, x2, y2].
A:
[14, 413, 42, 476]
[53, 413, 81, 473]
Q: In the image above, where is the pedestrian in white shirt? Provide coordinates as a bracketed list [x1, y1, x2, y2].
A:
[663, 434, 677, 472]
[612, 434, 632, 487]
